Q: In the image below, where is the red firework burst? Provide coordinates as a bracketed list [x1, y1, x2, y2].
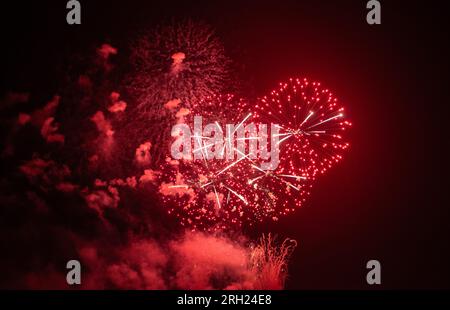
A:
[125, 20, 232, 165]
[157, 94, 250, 230]
[129, 19, 231, 115]
[157, 94, 313, 230]
[253, 77, 352, 180]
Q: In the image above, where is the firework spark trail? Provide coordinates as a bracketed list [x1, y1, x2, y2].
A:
[249, 233, 298, 289]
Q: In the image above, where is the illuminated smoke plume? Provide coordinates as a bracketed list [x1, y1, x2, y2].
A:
[41, 117, 65, 144]
[83, 186, 120, 218]
[19, 157, 72, 191]
[90, 111, 114, 137]
[78, 232, 297, 290]
[139, 169, 159, 184]
[96, 43, 118, 71]
[164, 98, 181, 111]
[108, 92, 127, 113]
[97, 44, 118, 60]
[135, 141, 152, 165]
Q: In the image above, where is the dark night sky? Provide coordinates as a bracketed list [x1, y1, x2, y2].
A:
[1, 0, 449, 289]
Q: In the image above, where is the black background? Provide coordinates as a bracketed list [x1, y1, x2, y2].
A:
[1, 0, 449, 289]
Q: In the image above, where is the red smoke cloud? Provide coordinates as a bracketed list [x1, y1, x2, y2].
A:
[41, 117, 65, 144]
[108, 92, 127, 113]
[83, 186, 120, 215]
[135, 142, 152, 165]
[139, 169, 159, 184]
[90, 111, 114, 137]
[61, 232, 292, 290]
[97, 44, 118, 60]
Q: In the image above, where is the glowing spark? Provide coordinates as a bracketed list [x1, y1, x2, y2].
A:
[224, 186, 248, 205]
[231, 113, 252, 135]
[216, 151, 250, 176]
[301, 111, 314, 126]
[307, 113, 343, 130]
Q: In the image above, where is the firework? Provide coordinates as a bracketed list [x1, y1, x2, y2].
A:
[124, 20, 231, 164]
[129, 19, 231, 114]
[249, 233, 297, 289]
[254, 78, 351, 180]
[158, 94, 312, 230]
[158, 94, 250, 230]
